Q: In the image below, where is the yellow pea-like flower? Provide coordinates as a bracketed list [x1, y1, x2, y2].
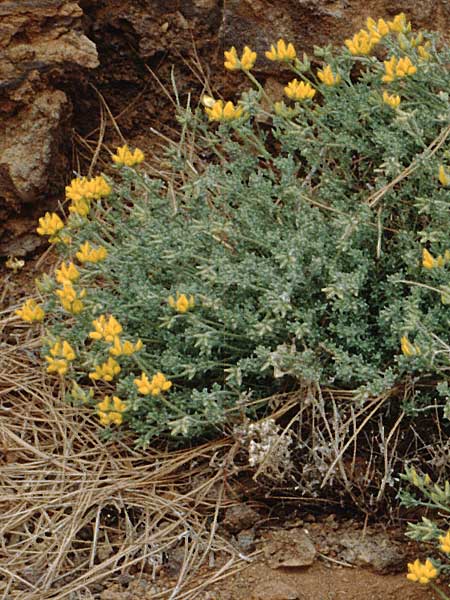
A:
[224, 46, 256, 71]
[36, 212, 64, 241]
[366, 17, 389, 37]
[382, 91, 401, 109]
[112, 144, 145, 167]
[439, 165, 450, 186]
[265, 39, 296, 62]
[284, 79, 316, 101]
[317, 65, 341, 86]
[387, 13, 410, 34]
[55, 261, 80, 285]
[89, 315, 123, 342]
[401, 335, 421, 357]
[205, 99, 244, 122]
[89, 357, 121, 382]
[15, 298, 45, 323]
[406, 558, 437, 584]
[168, 292, 195, 314]
[439, 531, 450, 554]
[134, 371, 172, 396]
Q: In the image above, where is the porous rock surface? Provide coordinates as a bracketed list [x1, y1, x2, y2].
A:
[0, 0, 98, 255]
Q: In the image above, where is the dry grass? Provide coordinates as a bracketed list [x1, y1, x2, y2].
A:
[0, 308, 251, 600]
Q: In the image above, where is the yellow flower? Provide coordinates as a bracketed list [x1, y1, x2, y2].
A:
[89, 357, 121, 382]
[48, 340, 76, 361]
[66, 175, 111, 203]
[265, 39, 296, 62]
[36, 212, 64, 240]
[344, 29, 379, 55]
[55, 282, 85, 314]
[383, 56, 416, 83]
[439, 165, 450, 186]
[68, 197, 91, 217]
[109, 336, 143, 356]
[417, 40, 431, 61]
[168, 292, 195, 314]
[76, 241, 108, 264]
[45, 340, 76, 376]
[387, 13, 410, 34]
[439, 531, 450, 554]
[224, 46, 256, 71]
[46, 357, 69, 376]
[55, 261, 80, 285]
[89, 315, 123, 343]
[205, 99, 244, 122]
[366, 17, 389, 37]
[112, 144, 145, 167]
[284, 79, 316, 101]
[422, 248, 446, 269]
[401, 335, 421, 357]
[15, 298, 45, 323]
[97, 395, 127, 426]
[396, 56, 417, 77]
[406, 559, 438, 584]
[382, 91, 401, 109]
[317, 65, 341, 86]
[134, 371, 172, 396]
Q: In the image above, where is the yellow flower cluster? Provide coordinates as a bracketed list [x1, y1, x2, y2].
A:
[387, 13, 410, 34]
[89, 314, 123, 343]
[15, 298, 45, 323]
[439, 165, 450, 186]
[345, 29, 380, 56]
[344, 14, 410, 56]
[224, 46, 257, 71]
[89, 357, 121, 382]
[112, 144, 145, 167]
[406, 559, 438, 584]
[66, 175, 111, 217]
[401, 335, 421, 357]
[76, 241, 108, 263]
[45, 340, 76, 376]
[284, 79, 316, 101]
[422, 248, 450, 269]
[36, 212, 65, 242]
[55, 261, 80, 285]
[317, 65, 341, 86]
[417, 42, 431, 61]
[109, 336, 143, 357]
[205, 99, 244, 122]
[382, 56, 416, 83]
[366, 17, 390, 37]
[382, 91, 401, 109]
[168, 292, 195, 313]
[265, 39, 296, 62]
[97, 395, 127, 426]
[439, 531, 450, 554]
[55, 282, 86, 314]
[134, 371, 172, 396]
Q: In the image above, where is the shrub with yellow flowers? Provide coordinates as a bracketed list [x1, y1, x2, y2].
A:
[400, 468, 450, 598]
[14, 18, 450, 456]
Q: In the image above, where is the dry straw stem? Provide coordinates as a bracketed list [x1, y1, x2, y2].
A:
[0, 307, 251, 600]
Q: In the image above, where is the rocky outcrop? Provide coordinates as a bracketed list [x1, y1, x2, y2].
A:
[0, 1, 98, 255]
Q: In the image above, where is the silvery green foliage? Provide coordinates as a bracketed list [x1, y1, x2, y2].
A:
[44, 29, 450, 444]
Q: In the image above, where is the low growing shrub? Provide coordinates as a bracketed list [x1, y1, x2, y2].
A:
[17, 14, 450, 453]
